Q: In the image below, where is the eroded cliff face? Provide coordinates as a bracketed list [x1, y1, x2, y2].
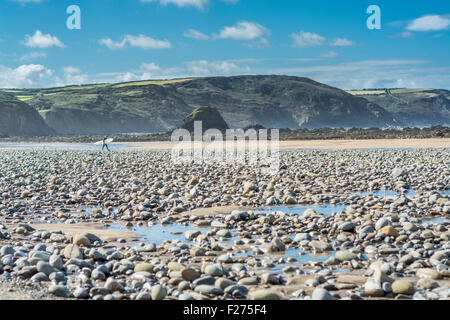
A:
[352, 89, 450, 127]
[170, 76, 396, 130]
[0, 93, 54, 137]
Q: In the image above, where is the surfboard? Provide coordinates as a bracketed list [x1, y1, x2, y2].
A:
[94, 138, 114, 145]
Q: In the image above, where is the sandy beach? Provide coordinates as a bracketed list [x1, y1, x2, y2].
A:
[121, 138, 450, 151]
[0, 138, 448, 151]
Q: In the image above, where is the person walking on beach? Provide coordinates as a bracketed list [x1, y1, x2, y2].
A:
[102, 136, 110, 151]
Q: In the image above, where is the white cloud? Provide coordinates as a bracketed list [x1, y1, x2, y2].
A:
[140, 0, 209, 10]
[292, 31, 357, 48]
[0, 64, 52, 88]
[23, 30, 65, 48]
[99, 35, 172, 50]
[17, 52, 47, 62]
[215, 21, 270, 41]
[407, 15, 450, 31]
[186, 60, 248, 76]
[183, 29, 210, 40]
[266, 60, 450, 90]
[389, 31, 414, 39]
[331, 38, 356, 47]
[63, 66, 81, 74]
[321, 51, 339, 58]
[53, 66, 89, 87]
[98, 38, 127, 50]
[291, 31, 326, 48]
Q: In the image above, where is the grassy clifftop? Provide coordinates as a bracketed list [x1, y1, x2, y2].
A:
[2, 76, 448, 136]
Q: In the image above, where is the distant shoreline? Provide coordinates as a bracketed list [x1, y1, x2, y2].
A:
[1, 125, 449, 144]
[1, 138, 449, 151]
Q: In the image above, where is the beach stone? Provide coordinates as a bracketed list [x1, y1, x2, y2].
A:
[49, 233, 66, 243]
[81, 233, 102, 244]
[311, 288, 335, 300]
[375, 217, 392, 230]
[151, 285, 167, 300]
[0, 245, 14, 256]
[168, 261, 184, 271]
[89, 249, 106, 261]
[178, 281, 191, 291]
[21, 190, 31, 198]
[205, 264, 223, 277]
[136, 292, 151, 300]
[416, 268, 441, 280]
[31, 272, 49, 282]
[71, 234, 91, 247]
[30, 251, 51, 262]
[49, 285, 71, 298]
[285, 196, 297, 205]
[250, 290, 281, 300]
[17, 266, 38, 279]
[49, 255, 64, 270]
[339, 222, 356, 232]
[230, 210, 249, 221]
[181, 267, 201, 281]
[185, 230, 201, 241]
[392, 168, 406, 178]
[91, 269, 106, 281]
[335, 251, 358, 262]
[73, 287, 89, 299]
[134, 263, 154, 273]
[377, 226, 399, 237]
[238, 277, 259, 286]
[193, 276, 216, 286]
[373, 269, 394, 283]
[392, 280, 415, 295]
[190, 247, 206, 257]
[399, 254, 416, 265]
[90, 287, 110, 296]
[63, 244, 83, 259]
[179, 293, 195, 300]
[215, 278, 235, 290]
[194, 285, 223, 296]
[105, 278, 124, 293]
[48, 271, 67, 284]
[402, 222, 418, 232]
[271, 238, 286, 252]
[187, 178, 199, 186]
[294, 233, 312, 242]
[364, 279, 384, 297]
[309, 240, 332, 252]
[416, 278, 439, 290]
[217, 230, 232, 238]
[36, 261, 56, 276]
[243, 182, 257, 194]
[261, 273, 280, 285]
[383, 282, 392, 293]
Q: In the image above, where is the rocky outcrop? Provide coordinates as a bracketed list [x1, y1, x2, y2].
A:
[0, 93, 54, 137]
[178, 107, 229, 133]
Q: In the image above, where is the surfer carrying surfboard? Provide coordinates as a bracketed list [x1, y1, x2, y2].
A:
[102, 136, 110, 151]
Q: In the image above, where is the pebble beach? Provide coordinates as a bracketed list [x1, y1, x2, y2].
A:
[0, 146, 448, 300]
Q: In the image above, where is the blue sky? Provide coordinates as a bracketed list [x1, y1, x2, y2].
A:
[0, 0, 449, 89]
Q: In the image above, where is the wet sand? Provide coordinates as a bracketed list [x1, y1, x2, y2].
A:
[121, 138, 450, 151]
[31, 223, 141, 242]
[0, 138, 448, 151]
